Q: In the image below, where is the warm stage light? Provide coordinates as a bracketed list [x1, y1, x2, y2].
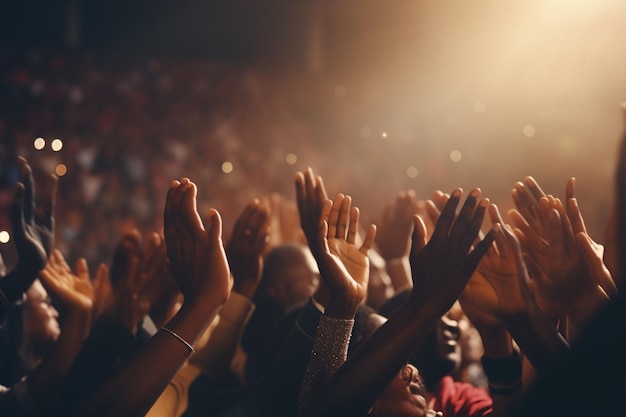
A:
[55, 164, 68, 176]
[285, 153, 298, 165]
[51, 138, 64, 151]
[221, 162, 234, 173]
[34, 138, 45, 150]
[0, 231, 10, 244]
[523, 125, 536, 138]
[406, 166, 418, 178]
[450, 150, 462, 162]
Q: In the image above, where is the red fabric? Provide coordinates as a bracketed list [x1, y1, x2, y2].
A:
[430, 376, 493, 417]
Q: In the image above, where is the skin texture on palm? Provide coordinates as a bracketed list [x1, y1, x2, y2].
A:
[302, 189, 495, 417]
[72, 178, 230, 417]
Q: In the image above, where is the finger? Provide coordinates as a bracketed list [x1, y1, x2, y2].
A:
[182, 181, 204, 233]
[35, 173, 57, 229]
[347, 206, 359, 244]
[17, 157, 35, 223]
[465, 225, 497, 275]
[206, 208, 223, 242]
[565, 177, 575, 201]
[509, 209, 548, 255]
[425, 200, 441, 228]
[410, 215, 429, 256]
[454, 190, 486, 249]
[295, 171, 307, 214]
[359, 224, 377, 255]
[576, 232, 618, 299]
[111, 231, 142, 288]
[320, 199, 333, 238]
[431, 188, 462, 241]
[523, 176, 548, 202]
[336, 195, 351, 239]
[75, 258, 90, 281]
[317, 219, 331, 257]
[10, 183, 27, 242]
[431, 190, 449, 212]
[315, 175, 328, 202]
[164, 180, 180, 259]
[566, 197, 588, 235]
[327, 194, 344, 238]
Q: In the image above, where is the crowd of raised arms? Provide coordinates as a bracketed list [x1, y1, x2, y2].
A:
[1, 60, 626, 417]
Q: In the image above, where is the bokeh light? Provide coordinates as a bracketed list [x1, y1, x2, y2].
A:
[55, 164, 68, 176]
[523, 125, 536, 138]
[381, 132, 388, 139]
[51, 138, 63, 151]
[406, 166, 419, 178]
[285, 153, 298, 165]
[221, 161, 234, 173]
[0, 231, 10, 244]
[34, 137, 45, 150]
[450, 150, 463, 162]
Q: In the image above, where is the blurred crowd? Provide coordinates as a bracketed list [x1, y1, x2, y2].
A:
[0, 48, 625, 417]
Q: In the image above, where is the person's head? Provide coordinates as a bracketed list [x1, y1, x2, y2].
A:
[370, 363, 429, 417]
[350, 310, 429, 417]
[410, 312, 461, 391]
[22, 279, 60, 357]
[256, 243, 319, 309]
[378, 289, 462, 391]
[0, 279, 60, 386]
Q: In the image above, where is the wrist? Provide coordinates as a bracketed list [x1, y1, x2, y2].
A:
[481, 349, 522, 395]
[231, 279, 259, 299]
[325, 295, 359, 320]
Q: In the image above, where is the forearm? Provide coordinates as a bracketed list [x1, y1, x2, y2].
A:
[74, 296, 224, 417]
[28, 310, 91, 412]
[503, 304, 569, 376]
[299, 314, 354, 416]
[0, 265, 39, 305]
[384, 258, 412, 292]
[188, 292, 255, 378]
[306, 305, 437, 417]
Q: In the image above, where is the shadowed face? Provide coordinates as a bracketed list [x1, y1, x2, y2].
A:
[372, 364, 429, 417]
[23, 280, 60, 357]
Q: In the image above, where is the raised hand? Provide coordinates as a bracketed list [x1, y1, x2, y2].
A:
[295, 167, 329, 256]
[39, 249, 94, 314]
[164, 178, 230, 305]
[17, 156, 57, 258]
[139, 231, 181, 328]
[104, 230, 149, 333]
[226, 198, 271, 298]
[315, 194, 376, 319]
[408, 188, 495, 319]
[564, 178, 617, 299]
[375, 190, 419, 261]
[462, 204, 534, 320]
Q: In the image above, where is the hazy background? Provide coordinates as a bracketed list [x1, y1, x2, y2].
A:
[1, 0, 625, 247]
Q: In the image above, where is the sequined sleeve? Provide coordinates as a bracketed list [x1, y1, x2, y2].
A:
[298, 314, 354, 416]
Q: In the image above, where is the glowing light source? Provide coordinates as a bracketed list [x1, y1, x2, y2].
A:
[0, 231, 10, 244]
[34, 138, 45, 150]
[51, 138, 63, 152]
[381, 132, 388, 139]
[221, 162, 233, 174]
[406, 167, 419, 178]
[523, 125, 536, 137]
[334, 85, 347, 98]
[55, 164, 68, 176]
[450, 150, 463, 162]
[285, 153, 298, 165]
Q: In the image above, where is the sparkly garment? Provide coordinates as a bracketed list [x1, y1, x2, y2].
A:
[298, 314, 354, 416]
